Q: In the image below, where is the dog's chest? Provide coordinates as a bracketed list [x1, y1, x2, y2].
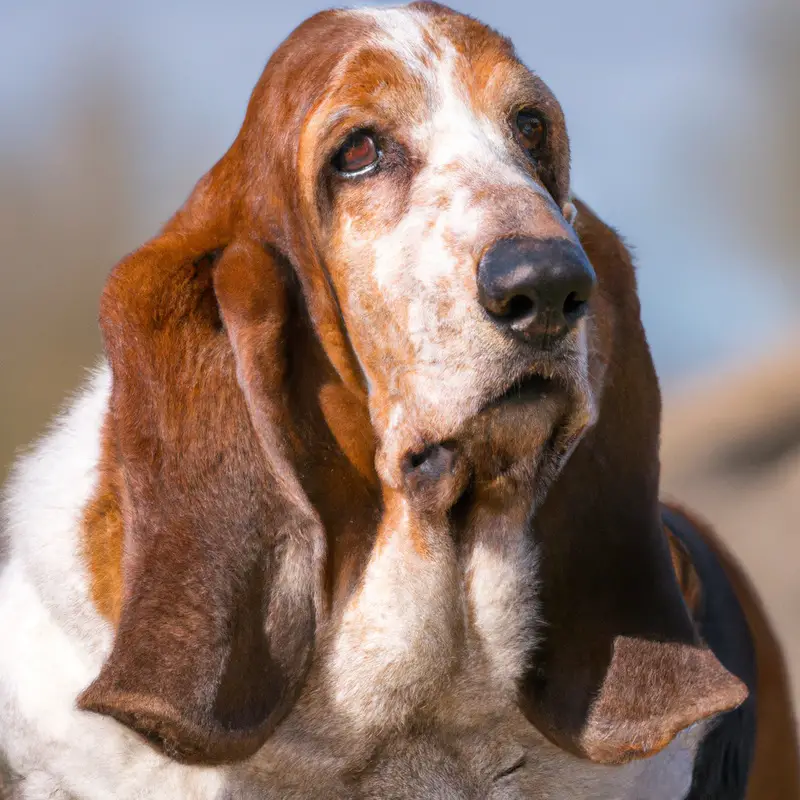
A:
[323, 505, 540, 733]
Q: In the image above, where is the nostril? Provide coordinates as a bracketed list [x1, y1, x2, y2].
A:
[505, 294, 535, 321]
[562, 291, 588, 322]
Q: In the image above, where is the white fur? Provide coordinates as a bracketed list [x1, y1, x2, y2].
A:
[466, 534, 540, 690]
[0, 364, 225, 799]
[529, 722, 704, 800]
[625, 723, 706, 800]
[328, 497, 461, 731]
[369, 29, 535, 296]
[355, 6, 431, 74]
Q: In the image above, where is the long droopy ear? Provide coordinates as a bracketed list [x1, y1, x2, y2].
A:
[520, 200, 747, 764]
[77, 159, 325, 764]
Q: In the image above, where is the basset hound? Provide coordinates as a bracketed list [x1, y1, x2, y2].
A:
[1, 3, 797, 798]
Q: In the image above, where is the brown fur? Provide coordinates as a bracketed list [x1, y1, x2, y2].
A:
[81, 415, 125, 623]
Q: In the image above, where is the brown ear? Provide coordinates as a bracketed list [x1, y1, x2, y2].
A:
[520, 199, 747, 765]
[77, 166, 324, 764]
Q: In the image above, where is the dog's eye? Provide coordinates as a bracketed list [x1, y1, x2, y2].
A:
[333, 131, 379, 175]
[515, 110, 546, 154]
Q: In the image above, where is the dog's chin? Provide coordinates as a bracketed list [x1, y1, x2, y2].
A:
[378, 370, 591, 516]
[461, 374, 573, 485]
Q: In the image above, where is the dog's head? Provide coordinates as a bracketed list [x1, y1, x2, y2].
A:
[298, 5, 589, 500]
[78, 1, 746, 776]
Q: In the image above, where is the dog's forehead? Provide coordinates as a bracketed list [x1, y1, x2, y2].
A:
[352, 6, 438, 69]
[342, 5, 520, 109]
[326, 6, 537, 220]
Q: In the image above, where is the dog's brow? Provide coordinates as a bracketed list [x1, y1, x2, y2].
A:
[353, 7, 432, 72]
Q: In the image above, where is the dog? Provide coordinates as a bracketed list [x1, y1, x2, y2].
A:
[1, 3, 797, 798]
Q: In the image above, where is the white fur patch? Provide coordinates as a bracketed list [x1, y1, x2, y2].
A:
[466, 534, 539, 690]
[328, 498, 461, 730]
[530, 722, 704, 800]
[368, 34, 534, 295]
[353, 6, 431, 74]
[624, 723, 706, 800]
[0, 364, 225, 799]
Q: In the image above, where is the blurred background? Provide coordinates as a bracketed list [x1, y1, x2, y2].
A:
[1, 0, 798, 722]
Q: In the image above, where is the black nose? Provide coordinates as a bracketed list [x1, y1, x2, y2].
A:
[477, 237, 596, 340]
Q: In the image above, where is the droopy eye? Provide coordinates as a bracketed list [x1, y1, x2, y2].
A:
[333, 131, 380, 175]
[515, 110, 546, 155]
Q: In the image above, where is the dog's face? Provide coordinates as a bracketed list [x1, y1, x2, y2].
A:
[298, 6, 596, 499]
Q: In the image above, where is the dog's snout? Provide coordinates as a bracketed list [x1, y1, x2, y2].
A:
[477, 237, 596, 340]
